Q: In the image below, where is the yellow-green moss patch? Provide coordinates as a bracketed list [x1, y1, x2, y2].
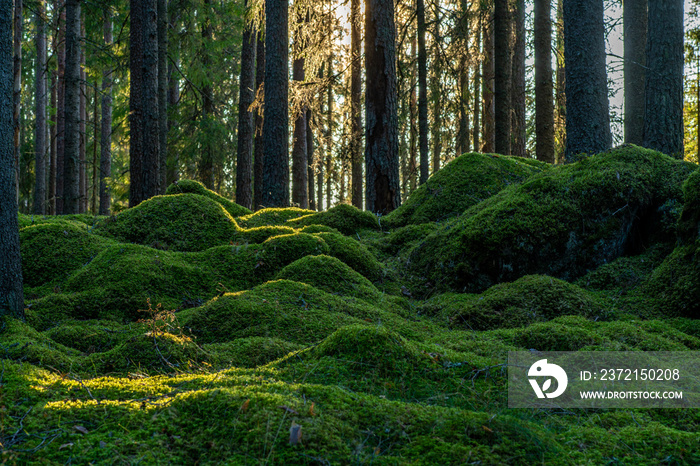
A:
[288, 204, 380, 234]
[165, 179, 252, 217]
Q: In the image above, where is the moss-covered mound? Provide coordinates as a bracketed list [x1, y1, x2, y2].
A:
[384, 152, 549, 227]
[235, 207, 314, 228]
[20, 222, 116, 291]
[94, 193, 239, 251]
[165, 179, 252, 217]
[277, 255, 380, 302]
[312, 231, 383, 280]
[288, 204, 380, 234]
[203, 337, 304, 368]
[410, 145, 695, 294]
[18, 213, 106, 229]
[421, 275, 606, 330]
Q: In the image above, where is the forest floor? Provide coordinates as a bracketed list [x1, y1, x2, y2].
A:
[3, 145, 700, 464]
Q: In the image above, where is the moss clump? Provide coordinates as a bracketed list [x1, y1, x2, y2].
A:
[44, 320, 139, 354]
[677, 167, 700, 242]
[203, 337, 303, 368]
[410, 145, 696, 294]
[640, 243, 700, 317]
[374, 223, 437, 257]
[312, 231, 383, 281]
[384, 152, 548, 227]
[299, 224, 340, 234]
[165, 179, 252, 217]
[288, 204, 379, 234]
[18, 213, 106, 230]
[1, 317, 82, 372]
[259, 233, 329, 270]
[94, 193, 239, 252]
[236, 225, 296, 244]
[20, 222, 116, 292]
[235, 207, 314, 228]
[277, 255, 381, 302]
[421, 275, 606, 330]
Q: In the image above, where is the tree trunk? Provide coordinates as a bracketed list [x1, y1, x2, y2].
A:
[99, 10, 112, 215]
[34, 0, 47, 215]
[431, 1, 442, 173]
[350, 0, 362, 208]
[307, 108, 315, 210]
[325, 57, 333, 209]
[253, 32, 265, 210]
[555, 0, 565, 162]
[623, 0, 646, 145]
[365, 0, 400, 213]
[534, 0, 554, 162]
[63, 0, 81, 214]
[79, 20, 86, 213]
[455, 0, 469, 156]
[199, 0, 214, 189]
[481, 7, 495, 152]
[262, 0, 289, 207]
[49, 69, 56, 214]
[13, 0, 21, 202]
[417, 0, 429, 184]
[317, 65, 324, 211]
[56, 3, 65, 213]
[563, 0, 611, 161]
[643, 0, 683, 158]
[157, 0, 167, 192]
[510, 0, 526, 157]
[409, 37, 417, 193]
[236, 0, 256, 209]
[494, 0, 511, 155]
[129, 0, 160, 206]
[166, 8, 179, 186]
[1, 0, 25, 320]
[290, 11, 307, 208]
[472, 17, 480, 152]
[91, 81, 97, 213]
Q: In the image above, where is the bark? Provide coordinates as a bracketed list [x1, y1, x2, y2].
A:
[49, 70, 56, 213]
[623, 0, 646, 145]
[563, 0, 611, 161]
[555, 0, 565, 162]
[56, 3, 65, 213]
[157, 0, 167, 192]
[643, 0, 684, 158]
[198, 0, 214, 189]
[129, 0, 160, 206]
[236, 0, 256, 209]
[481, 7, 495, 152]
[455, 0, 469, 156]
[409, 37, 417, 192]
[34, 0, 47, 214]
[350, 0, 362, 208]
[472, 18, 480, 152]
[99, 11, 112, 215]
[417, 0, 428, 184]
[365, 0, 400, 213]
[307, 109, 315, 210]
[494, 0, 511, 155]
[1, 0, 25, 320]
[262, 0, 289, 207]
[510, 0, 526, 157]
[290, 11, 307, 208]
[325, 57, 333, 209]
[166, 9, 179, 186]
[316, 66, 324, 211]
[79, 20, 86, 213]
[63, 0, 81, 214]
[534, 0, 554, 162]
[431, 1, 442, 173]
[91, 80, 97, 213]
[13, 0, 21, 202]
[253, 32, 265, 210]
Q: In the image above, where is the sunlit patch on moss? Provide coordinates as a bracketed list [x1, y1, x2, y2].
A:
[288, 204, 380, 234]
[165, 179, 252, 217]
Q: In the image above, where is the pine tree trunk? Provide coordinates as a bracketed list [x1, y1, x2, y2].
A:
[49, 69, 56, 214]
[555, 0, 565, 162]
[623, 0, 646, 145]
[199, 1, 214, 189]
[455, 0, 469, 156]
[79, 22, 86, 213]
[34, 0, 47, 215]
[534, 0, 554, 162]
[63, 0, 81, 214]
[409, 37, 417, 193]
[99, 11, 112, 215]
[643, 0, 683, 158]
[291, 10, 307, 209]
[431, 4, 442, 173]
[1, 0, 25, 320]
[563, 0, 611, 161]
[307, 108, 315, 210]
[253, 32, 265, 210]
[13, 0, 21, 203]
[236, 0, 256, 209]
[494, 0, 511, 155]
[472, 18, 481, 153]
[365, 0, 400, 213]
[510, 0, 526, 157]
[166, 9, 179, 186]
[481, 7, 495, 152]
[56, 3, 65, 213]
[91, 82, 97, 213]
[417, 0, 429, 184]
[325, 57, 333, 209]
[156, 0, 167, 192]
[350, 0, 362, 208]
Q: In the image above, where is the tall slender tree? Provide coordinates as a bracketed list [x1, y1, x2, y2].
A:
[63, 0, 81, 214]
[624, 0, 647, 145]
[157, 0, 167, 192]
[236, 0, 256, 209]
[79, 21, 87, 213]
[534, 0, 554, 162]
[563, 0, 611, 160]
[99, 10, 112, 215]
[1, 0, 25, 320]
[365, 0, 400, 213]
[291, 10, 308, 208]
[13, 0, 21, 201]
[494, 0, 511, 155]
[34, 0, 47, 214]
[643, 0, 684, 158]
[417, 0, 428, 183]
[307, 109, 316, 210]
[481, 7, 495, 152]
[166, 8, 180, 186]
[510, 0, 526, 157]
[262, 0, 289, 207]
[350, 0, 362, 208]
[455, 0, 470, 156]
[199, 0, 215, 189]
[253, 32, 265, 210]
[56, 3, 65, 213]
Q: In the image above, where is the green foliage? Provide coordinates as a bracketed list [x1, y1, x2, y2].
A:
[165, 179, 252, 217]
[384, 153, 549, 227]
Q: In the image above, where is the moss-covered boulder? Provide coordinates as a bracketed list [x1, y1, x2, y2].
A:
[384, 152, 548, 227]
[20, 222, 116, 292]
[421, 275, 606, 330]
[288, 204, 379, 234]
[641, 244, 700, 317]
[410, 145, 696, 294]
[165, 179, 252, 217]
[235, 207, 314, 228]
[312, 231, 383, 280]
[94, 193, 239, 251]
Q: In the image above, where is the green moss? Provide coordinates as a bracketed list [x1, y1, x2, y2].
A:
[384, 152, 548, 227]
[237, 225, 296, 243]
[1, 317, 82, 372]
[677, 167, 700, 242]
[410, 145, 696, 294]
[236, 207, 314, 228]
[312, 231, 383, 280]
[20, 222, 116, 293]
[277, 255, 381, 302]
[420, 275, 606, 330]
[203, 337, 304, 368]
[373, 223, 437, 257]
[640, 243, 700, 317]
[94, 193, 239, 251]
[43, 320, 140, 354]
[165, 179, 252, 217]
[288, 204, 380, 234]
[18, 213, 106, 230]
[299, 224, 340, 234]
[258, 233, 329, 270]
